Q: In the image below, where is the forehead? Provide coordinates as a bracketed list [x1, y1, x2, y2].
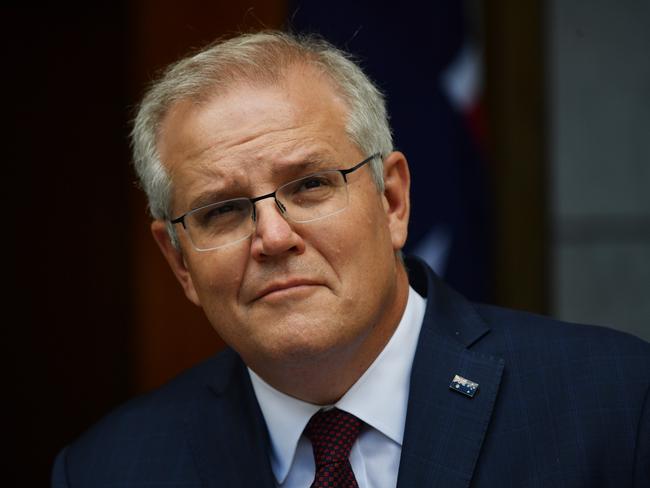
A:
[157, 68, 358, 211]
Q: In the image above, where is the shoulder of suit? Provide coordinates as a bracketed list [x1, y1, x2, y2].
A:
[472, 302, 650, 363]
[67, 347, 240, 451]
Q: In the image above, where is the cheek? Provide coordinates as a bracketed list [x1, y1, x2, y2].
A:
[187, 247, 248, 309]
[188, 249, 253, 348]
[351, 194, 393, 251]
[318, 196, 393, 281]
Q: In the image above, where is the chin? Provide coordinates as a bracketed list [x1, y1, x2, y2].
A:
[250, 321, 355, 367]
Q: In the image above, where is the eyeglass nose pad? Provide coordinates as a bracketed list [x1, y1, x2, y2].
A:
[275, 199, 287, 214]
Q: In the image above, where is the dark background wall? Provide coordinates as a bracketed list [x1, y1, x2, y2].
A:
[7, 2, 549, 485]
[7, 5, 132, 486]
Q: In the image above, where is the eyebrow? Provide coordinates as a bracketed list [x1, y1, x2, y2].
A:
[273, 156, 332, 178]
[185, 152, 337, 212]
[188, 190, 239, 211]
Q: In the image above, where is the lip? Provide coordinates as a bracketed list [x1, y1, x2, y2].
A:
[253, 279, 323, 302]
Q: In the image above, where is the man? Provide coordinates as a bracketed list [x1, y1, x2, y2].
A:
[53, 31, 649, 487]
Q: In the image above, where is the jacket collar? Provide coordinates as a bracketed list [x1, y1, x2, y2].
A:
[397, 256, 504, 488]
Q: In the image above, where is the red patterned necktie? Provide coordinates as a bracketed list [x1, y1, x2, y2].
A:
[304, 408, 363, 488]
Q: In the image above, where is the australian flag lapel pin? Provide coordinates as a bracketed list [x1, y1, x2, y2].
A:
[449, 374, 479, 398]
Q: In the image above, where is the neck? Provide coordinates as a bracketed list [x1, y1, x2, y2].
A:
[250, 264, 410, 405]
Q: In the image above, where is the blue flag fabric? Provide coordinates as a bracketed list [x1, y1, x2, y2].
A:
[289, 1, 492, 301]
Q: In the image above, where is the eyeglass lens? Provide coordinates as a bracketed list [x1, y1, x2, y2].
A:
[185, 169, 350, 250]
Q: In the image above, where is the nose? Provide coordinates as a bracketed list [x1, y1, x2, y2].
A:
[250, 198, 306, 260]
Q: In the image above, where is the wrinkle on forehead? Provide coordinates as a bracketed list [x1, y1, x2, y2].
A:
[174, 132, 336, 187]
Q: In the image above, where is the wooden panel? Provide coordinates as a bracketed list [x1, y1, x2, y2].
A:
[483, 0, 548, 314]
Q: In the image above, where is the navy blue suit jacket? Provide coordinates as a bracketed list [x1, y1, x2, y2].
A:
[53, 257, 650, 487]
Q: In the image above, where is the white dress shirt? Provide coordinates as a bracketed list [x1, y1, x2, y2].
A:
[249, 285, 426, 488]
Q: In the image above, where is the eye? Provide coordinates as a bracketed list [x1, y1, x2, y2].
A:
[194, 200, 249, 227]
[294, 174, 336, 193]
[210, 202, 238, 215]
[300, 177, 327, 190]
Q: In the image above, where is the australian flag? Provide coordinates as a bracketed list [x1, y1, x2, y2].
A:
[289, 1, 493, 302]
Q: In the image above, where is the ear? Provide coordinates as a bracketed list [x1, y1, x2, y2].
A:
[151, 220, 201, 307]
[381, 151, 411, 251]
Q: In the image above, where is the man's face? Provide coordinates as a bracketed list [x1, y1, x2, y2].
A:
[152, 68, 410, 377]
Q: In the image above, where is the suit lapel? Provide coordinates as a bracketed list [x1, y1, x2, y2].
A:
[397, 258, 504, 488]
[185, 350, 276, 487]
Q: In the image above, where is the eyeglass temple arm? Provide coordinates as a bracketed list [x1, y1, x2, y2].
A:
[170, 214, 186, 227]
[339, 153, 380, 182]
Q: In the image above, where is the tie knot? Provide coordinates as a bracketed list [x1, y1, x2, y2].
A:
[304, 408, 363, 467]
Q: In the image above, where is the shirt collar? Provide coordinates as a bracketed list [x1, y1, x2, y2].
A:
[248, 285, 426, 484]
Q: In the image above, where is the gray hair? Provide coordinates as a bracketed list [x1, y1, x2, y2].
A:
[131, 30, 393, 244]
